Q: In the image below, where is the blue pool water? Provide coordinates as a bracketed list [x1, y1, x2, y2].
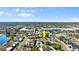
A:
[0, 34, 8, 45]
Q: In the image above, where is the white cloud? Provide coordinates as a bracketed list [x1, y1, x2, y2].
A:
[26, 10, 35, 13]
[68, 18, 79, 22]
[5, 12, 12, 16]
[15, 8, 20, 12]
[19, 13, 27, 16]
[26, 10, 30, 12]
[15, 8, 35, 13]
[57, 18, 79, 22]
[31, 10, 35, 13]
[21, 10, 26, 12]
[26, 13, 33, 16]
[18, 13, 33, 17]
[0, 11, 4, 15]
[0, 11, 12, 16]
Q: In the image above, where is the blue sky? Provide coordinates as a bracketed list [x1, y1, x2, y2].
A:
[0, 7, 79, 22]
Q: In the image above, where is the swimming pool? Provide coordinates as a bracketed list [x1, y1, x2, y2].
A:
[0, 34, 8, 45]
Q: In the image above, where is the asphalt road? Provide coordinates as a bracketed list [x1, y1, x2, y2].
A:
[54, 37, 73, 51]
[13, 34, 28, 51]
